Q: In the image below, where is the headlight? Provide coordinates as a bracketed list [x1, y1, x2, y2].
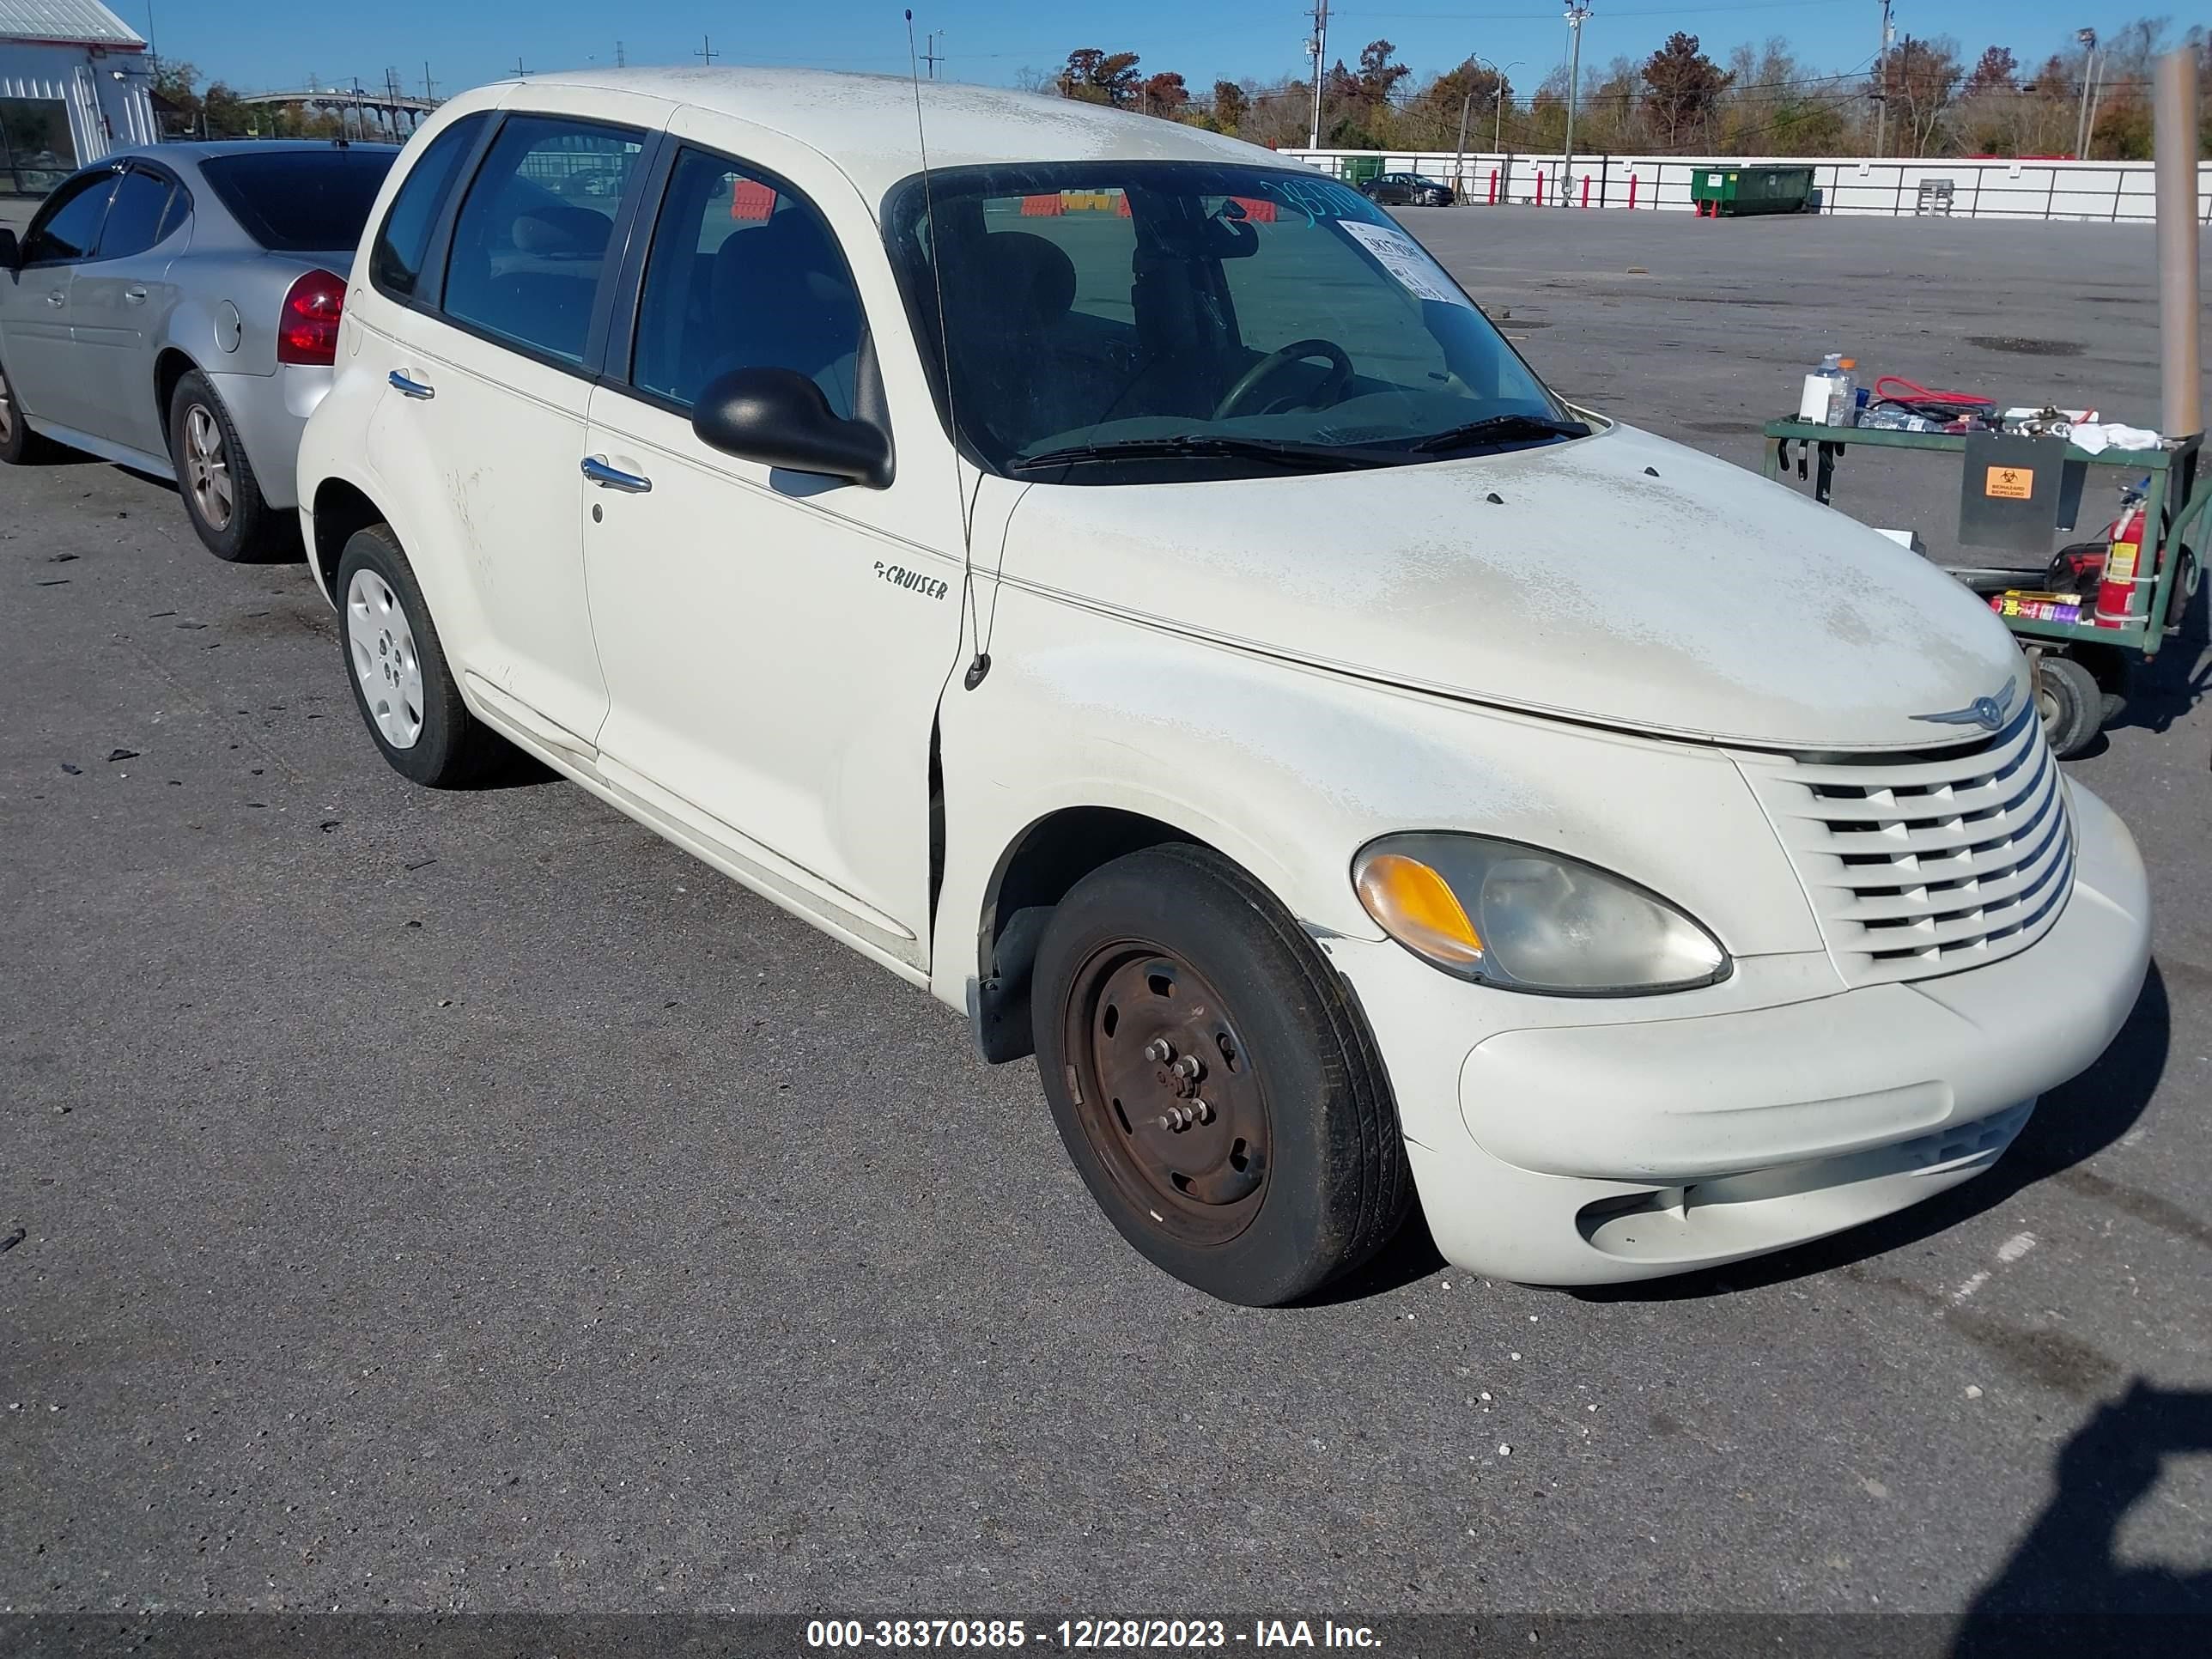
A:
[1352, 833, 1729, 995]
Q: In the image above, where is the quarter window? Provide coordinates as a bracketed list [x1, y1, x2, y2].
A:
[441, 115, 644, 364]
[369, 112, 488, 301]
[96, 169, 176, 261]
[21, 169, 116, 265]
[630, 148, 863, 416]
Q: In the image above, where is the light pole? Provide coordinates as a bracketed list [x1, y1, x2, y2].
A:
[1307, 1, 1329, 150]
[2075, 28, 2100, 158]
[1452, 54, 1503, 200]
[1874, 0, 1894, 158]
[1495, 59, 1523, 153]
[1560, 4, 1590, 207]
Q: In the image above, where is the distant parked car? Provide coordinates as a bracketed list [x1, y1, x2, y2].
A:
[1360, 172, 1453, 207]
[0, 140, 398, 559]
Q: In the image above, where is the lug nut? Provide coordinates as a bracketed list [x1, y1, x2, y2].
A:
[1193, 1099, 1214, 1125]
[1143, 1038, 1175, 1064]
[1171, 1054, 1203, 1080]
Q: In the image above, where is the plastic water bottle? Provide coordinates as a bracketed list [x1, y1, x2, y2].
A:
[1826, 356, 1858, 428]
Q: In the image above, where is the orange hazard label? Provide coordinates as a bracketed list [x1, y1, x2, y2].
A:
[1984, 466, 2033, 500]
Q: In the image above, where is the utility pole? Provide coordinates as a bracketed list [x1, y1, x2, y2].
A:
[615, 41, 625, 69]
[921, 32, 944, 80]
[1307, 1, 1328, 150]
[1560, 3, 1589, 207]
[422, 61, 436, 103]
[511, 57, 528, 81]
[1873, 0, 1894, 158]
[2072, 29, 2097, 156]
[696, 35, 718, 68]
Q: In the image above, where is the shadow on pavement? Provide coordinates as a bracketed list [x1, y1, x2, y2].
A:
[1950, 1378, 2212, 1655]
[1572, 958, 2172, 1304]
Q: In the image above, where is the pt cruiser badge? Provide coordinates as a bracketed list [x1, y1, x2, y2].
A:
[1912, 679, 2019, 732]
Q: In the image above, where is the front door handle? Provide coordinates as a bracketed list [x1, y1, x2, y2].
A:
[580, 455, 652, 494]
[387, 370, 434, 399]
[44, 291, 64, 307]
[124, 286, 148, 304]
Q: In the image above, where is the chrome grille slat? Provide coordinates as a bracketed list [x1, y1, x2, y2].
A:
[1738, 699, 2075, 988]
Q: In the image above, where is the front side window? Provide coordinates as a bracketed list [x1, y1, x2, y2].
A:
[198, 150, 396, 253]
[21, 169, 117, 265]
[884, 161, 1571, 483]
[370, 113, 489, 301]
[96, 168, 177, 261]
[442, 116, 644, 365]
[629, 147, 862, 416]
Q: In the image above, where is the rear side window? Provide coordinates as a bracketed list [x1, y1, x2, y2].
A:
[441, 116, 645, 365]
[369, 114, 489, 301]
[21, 169, 115, 264]
[199, 149, 397, 253]
[96, 168, 176, 261]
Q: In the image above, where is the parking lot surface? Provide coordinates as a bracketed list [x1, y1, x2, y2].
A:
[3, 209, 2208, 1620]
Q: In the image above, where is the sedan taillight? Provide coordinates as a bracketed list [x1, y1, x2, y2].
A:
[276, 268, 346, 367]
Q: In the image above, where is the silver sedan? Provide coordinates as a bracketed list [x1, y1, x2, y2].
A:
[0, 140, 398, 560]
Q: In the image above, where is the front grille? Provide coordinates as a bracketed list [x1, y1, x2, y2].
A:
[1739, 700, 2074, 988]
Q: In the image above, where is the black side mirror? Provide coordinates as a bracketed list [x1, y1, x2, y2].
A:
[0, 229, 19, 272]
[691, 367, 893, 489]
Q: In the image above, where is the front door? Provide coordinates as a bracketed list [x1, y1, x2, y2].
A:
[357, 110, 652, 750]
[0, 166, 115, 434]
[580, 138, 968, 963]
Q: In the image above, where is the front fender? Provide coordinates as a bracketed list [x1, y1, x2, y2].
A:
[932, 582, 1826, 1015]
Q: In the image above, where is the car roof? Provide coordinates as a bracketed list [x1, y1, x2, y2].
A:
[454, 66, 1280, 200]
[127, 140, 402, 166]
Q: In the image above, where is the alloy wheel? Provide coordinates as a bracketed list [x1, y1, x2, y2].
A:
[345, 568, 426, 750]
[0, 363, 15, 446]
[182, 403, 234, 531]
[1060, 943, 1271, 1248]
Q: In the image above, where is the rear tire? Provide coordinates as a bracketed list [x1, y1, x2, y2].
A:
[168, 369, 280, 561]
[2034, 653, 2103, 759]
[1031, 843, 1411, 1306]
[335, 524, 511, 787]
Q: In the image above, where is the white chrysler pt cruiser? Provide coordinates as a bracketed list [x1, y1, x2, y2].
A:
[297, 69, 2151, 1305]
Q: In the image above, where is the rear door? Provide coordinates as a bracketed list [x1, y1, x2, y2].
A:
[0, 166, 117, 433]
[70, 163, 191, 459]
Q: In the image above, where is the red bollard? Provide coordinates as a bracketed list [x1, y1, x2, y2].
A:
[1628, 174, 1639, 210]
[1488, 167, 1498, 205]
[1536, 170, 1546, 205]
[1581, 174, 1591, 209]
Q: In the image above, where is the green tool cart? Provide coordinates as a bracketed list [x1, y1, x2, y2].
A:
[1692, 165, 1815, 217]
[1762, 418, 2207, 757]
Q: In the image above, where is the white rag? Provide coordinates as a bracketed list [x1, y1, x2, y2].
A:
[2069, 422, 2162, 455]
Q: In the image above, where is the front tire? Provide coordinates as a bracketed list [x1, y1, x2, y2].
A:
[168, 369, 278, 561]
[335, 524, 511, 787]
[1031, 843, 1411, 1305]
[0, 355, 56, 465]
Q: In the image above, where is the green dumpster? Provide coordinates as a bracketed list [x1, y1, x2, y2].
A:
[1341, 155, 1383, 186]
[1690, 165, 1814, 217]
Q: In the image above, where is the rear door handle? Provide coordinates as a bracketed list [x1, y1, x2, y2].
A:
[580, 455, 652, 494]
[44, 291, 64, 307]
[387, 370, 434, 399]
[124, 286, 148, 304]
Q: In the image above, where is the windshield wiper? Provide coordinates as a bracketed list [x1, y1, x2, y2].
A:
[1009, 434, 1400, 474]
[1405, 413, 1591, 455]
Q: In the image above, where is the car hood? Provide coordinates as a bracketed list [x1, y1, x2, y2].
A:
[997, 421, 2027, 750]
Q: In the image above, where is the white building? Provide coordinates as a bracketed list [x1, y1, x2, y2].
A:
[0, 0, 155, 198]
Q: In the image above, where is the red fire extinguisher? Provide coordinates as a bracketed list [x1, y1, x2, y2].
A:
[2094, 495, 2151, 629]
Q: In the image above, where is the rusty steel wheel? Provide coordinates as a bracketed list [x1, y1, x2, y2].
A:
[1061, 945, 1270, 1249]
[1032, 842, 1412, 1306]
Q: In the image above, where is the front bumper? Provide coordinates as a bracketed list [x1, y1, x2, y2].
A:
[1329, 781, 2151, 1285]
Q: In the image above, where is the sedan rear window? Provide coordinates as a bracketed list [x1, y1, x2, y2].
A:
[198, 149, 396, 253]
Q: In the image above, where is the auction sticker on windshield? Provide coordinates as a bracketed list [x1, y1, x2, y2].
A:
[1337, 220, 1472, 307]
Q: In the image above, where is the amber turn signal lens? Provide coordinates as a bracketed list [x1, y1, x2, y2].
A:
[1355, 852, 1485, 966]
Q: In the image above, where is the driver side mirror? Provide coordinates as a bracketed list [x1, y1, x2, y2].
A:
[690, 367, 894, 490]
[0, 229, 19, 272]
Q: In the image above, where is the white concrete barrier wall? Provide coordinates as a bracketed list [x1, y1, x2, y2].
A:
[1277, 149, 2212, 224]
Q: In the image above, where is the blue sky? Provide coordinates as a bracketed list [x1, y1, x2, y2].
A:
[143, 2, 2156, 101]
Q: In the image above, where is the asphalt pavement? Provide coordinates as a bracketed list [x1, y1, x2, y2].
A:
[3, 209, 2208, 1626]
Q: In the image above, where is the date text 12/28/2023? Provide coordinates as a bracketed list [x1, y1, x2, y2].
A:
[804, 1619, 1382, 1650]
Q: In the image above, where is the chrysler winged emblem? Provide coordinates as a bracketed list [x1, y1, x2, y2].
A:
[1912, 679, 2018, 732]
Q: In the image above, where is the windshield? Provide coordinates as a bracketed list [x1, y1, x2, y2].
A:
[200, 149, 396, 254]
[883, 161, 1576, 483]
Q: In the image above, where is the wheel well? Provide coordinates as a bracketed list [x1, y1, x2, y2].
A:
[152, 349, 198, 446]
[970, 807, 1202, 1063]
[310, 479, 386, 597]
